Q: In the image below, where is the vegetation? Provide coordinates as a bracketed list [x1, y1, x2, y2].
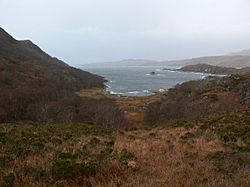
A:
[179, 63, 250, 75]
[0, 28, 131, 128]
[1, 27, 250, 186]
[146, 74, 250, 123]
[0, 112, 249, 186]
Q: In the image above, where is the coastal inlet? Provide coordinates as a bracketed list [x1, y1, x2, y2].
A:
[82, 66, 209, 96]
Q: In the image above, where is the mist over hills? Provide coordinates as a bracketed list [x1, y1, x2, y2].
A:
[227, 49, 250, 56]
[90, 49, 250, 68]
[84, 59, 158, 67]
[154, 55, 250, 68]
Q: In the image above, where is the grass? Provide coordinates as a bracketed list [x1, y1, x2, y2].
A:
[0, 123, 116, 186]
[0, 112, 250, 186]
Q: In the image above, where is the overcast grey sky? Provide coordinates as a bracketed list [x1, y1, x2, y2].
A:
[1, 0, 250, 65]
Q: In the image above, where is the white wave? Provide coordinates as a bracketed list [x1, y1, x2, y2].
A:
[194, 72, 206, 76]
[159, 89, 165, 92]
[156, 69, 162, 72]
[156, 74, 164, 76]
[110, 91, 124, 95]
[168, 70, 177, 73]
[127, 91, 140, 94]
[143, 90, 150, 93]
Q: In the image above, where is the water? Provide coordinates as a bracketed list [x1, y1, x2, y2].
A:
[81, 65, 209, 96]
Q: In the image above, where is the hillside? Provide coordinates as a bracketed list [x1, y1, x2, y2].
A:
[0, 27, 104, 90]
[1, 71, 250, 186]
[143, 55, 250, 68]
[0, 28, 130, 127]
[179, 64, 238, 75]
[179, 64, 250, 75]
[0, 112, 249, 186]
[87, 48, 250, 68]
[0, 27, 250, 186]
[227, 49, 250, 56]
[146, 73, 250, 124]
[84, 59, 159, 67]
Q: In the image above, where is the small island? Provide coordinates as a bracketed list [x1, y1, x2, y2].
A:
[150, 71, 157, 75]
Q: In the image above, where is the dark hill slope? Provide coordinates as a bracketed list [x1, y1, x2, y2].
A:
[0, 28, 129, 127]
[0, 27, 104, 90]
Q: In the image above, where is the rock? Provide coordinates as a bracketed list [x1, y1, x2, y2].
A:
[150, 71, 156, 75]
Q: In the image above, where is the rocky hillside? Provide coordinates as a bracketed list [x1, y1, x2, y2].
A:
[146, 73, 250, 123]
[179, 64, 250, 75]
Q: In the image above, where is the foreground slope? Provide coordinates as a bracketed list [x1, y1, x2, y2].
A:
[0, 113, 249, 186]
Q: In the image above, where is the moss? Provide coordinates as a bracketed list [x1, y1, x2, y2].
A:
[118, 149, 136, 165]
[58, 151, 78, 160]
[0, 132, 8, 144]
[208, 151, 224, 160]
[89, 137, 101, 145]
[51, 160, 96, 179]
[96, 147, 113, 163]
[181, 132, 195, 140]
[212, 160, 224, 172]
[105, 140, 115, 146]
[2, 172, 15, 187]
[175, 120, 188, 127]
[208, 94, 219, 102]
[19, 164, 47, 180]
[0, 155, 14, 168]
[31, 141, 45, 154]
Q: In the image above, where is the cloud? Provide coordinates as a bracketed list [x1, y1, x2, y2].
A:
[0, 0, 250, 64]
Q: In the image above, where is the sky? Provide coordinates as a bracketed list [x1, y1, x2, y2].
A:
[1, 0, 250, 65]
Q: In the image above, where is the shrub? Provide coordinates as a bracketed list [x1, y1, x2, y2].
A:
[118, 149, 136, 165]
[2, 172, 15, 187]
[52, 160, 96, 179]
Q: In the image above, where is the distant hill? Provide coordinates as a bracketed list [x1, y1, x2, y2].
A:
[85, 59, 159, 67]
[227, 49, 250, 56]
[143, 55, 250, 68]
[92, 49, 250, 68]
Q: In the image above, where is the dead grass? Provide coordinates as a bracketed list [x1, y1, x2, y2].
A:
[0, 122, 249, 186]
[76, 88, 163, 127]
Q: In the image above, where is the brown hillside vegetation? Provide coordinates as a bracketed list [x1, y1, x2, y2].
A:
[179, 63, 250, 75]
[146, 74, 250, 124]
[0, 111, 249, 186]
[0, 28, 130, 128]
